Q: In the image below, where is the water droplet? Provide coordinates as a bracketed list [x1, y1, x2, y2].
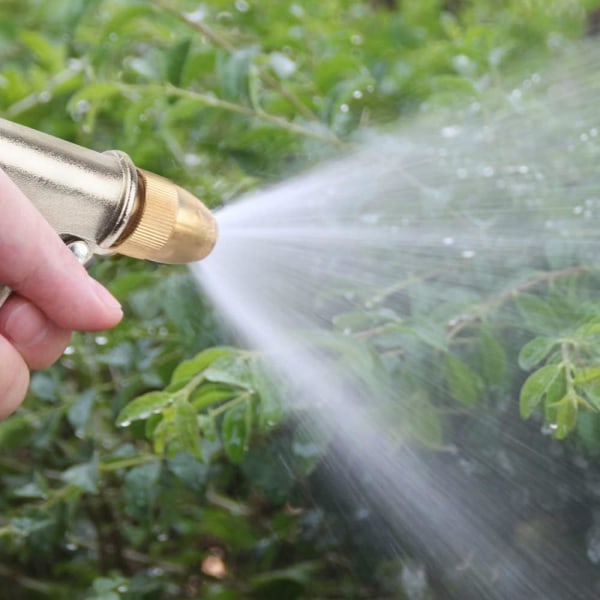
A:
[442, 237, 455, 246]
[157, 533, 168, 542]
[64, 346, 75, 356]
[117, 585, 129, 593]
[461, 250, 475, 259]
[269, 51, 296, 79]
[68, 58, 83, 72]
[76, 99, 90, 115]
[340, 104, 349, 113]
[65, 543, 77, 551]
[453, 54, 473, 76]
[351, 34, 363, 45]
[184, 153, 202, 167]
[289, 3, 304, 17]
[531, 73, 541, 83]
[38, 91, 52, 103]
[581, 133, 589, 142]
[482, 165, 494, 177]
[352, 89, 363, 99]
[343, 328, 351, 336]
[360, 213, 380, 225]
[574, 205, 584, 215]
[441, 125, 460, 138]
[119, 420, 131, 428]
[517, 165, 529, 174]
[549, 423, 558, 431]
[235, 0, 249, 12]
[591, 128, 598, 137]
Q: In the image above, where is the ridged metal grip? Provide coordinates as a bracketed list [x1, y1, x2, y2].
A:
[0, 117, 218, 309]
[0, 118, 139, 252]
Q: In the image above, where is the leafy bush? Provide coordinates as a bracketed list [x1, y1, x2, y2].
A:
[0, 0, 599, 598]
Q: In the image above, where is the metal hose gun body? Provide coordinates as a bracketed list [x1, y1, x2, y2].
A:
[0, 118, 217, 305]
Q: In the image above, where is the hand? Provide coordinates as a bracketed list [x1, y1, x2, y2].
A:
[0, 169, 123, 417]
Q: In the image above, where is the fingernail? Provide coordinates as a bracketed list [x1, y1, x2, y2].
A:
[89, 278, 123, 318]
[4, 302, 49, 348]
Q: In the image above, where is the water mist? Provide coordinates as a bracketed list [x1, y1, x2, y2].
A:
[193, 45, 600, 599]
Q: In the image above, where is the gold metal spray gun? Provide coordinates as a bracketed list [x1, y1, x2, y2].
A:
[0, 117, 218, 306]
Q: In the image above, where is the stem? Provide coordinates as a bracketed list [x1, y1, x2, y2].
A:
[99, 454, 159, 472]
[150, 0, 320, 122]
[120, 83, 343, 146]
[209, 393, 249, 418]
[448, 265, 588, 339]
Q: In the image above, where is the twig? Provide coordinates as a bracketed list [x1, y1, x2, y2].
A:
[151, 0, 320, 122]
[447, 265, 589, 339]
[120, 83, 343, 146]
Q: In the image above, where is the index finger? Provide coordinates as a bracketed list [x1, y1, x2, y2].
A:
[0, 169, 123, 331]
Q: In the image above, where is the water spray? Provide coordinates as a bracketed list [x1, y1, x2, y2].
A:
[0, 117, 218, 305]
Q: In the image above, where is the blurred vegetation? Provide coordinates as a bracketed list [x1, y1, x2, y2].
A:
[0, 0, 599, 598]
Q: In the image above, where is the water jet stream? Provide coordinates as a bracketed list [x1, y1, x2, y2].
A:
[193, 47, 600, 598]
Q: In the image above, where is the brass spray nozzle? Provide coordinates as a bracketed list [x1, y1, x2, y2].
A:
[0, 118, 217, 265]
[113, 169, 217, 264]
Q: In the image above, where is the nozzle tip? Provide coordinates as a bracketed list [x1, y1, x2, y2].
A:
[112, 169, 218, 264]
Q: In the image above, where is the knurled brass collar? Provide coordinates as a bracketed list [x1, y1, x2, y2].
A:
[113, 169, 178, 260]
[112, 168, 217, 264]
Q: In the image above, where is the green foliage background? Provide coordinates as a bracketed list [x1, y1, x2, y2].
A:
[1, 0, 600, 598]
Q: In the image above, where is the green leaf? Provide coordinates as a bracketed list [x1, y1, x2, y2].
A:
[61, 460, 99, 494]
[251, 363, 285, 431]
[250, 561, 321, 590]
[478, 328, 506, 384]
[205, 355, 254, 391]
[124, 462, 161, 519]
[518, 337, 557, 370]
[174, 400, 203, 461]
[406, 391, 444, 447]
[444, 354, 481, 406]
[553, 397, 577, 439]
[116, 391, 173, 427]
[519, 364, 562, 419]
[222, 401, 252, 464]
[166, 39, 192, 87]
[67, 390, 95, 437]
[171, 347, 235, 385]
[67, 82, 121, 112]
[515, 293, 560, 334]
[191, 384, 236, 411]
[574, 366, 600, 386]
[217, 47, 258, 104]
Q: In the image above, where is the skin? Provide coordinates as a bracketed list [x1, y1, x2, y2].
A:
[0, 169, 123, 418]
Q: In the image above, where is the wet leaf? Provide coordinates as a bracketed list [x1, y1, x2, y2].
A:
[61, 460, 99, 494]
[479, 328, 506, 384]
[222, 401, 252, 464]
[574, 366, 600, 386]
[518, 337, 557, 370]
[174, 400, 203, 461]
[205, 355, 254, 391]
[553, 397, 577, 439]
[116, 392, 173, 427]
[444, 354, 482, 406]
[515, 293, 560, 334]
[519, 364, 562, 419]
[171, 347, 235, 385]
